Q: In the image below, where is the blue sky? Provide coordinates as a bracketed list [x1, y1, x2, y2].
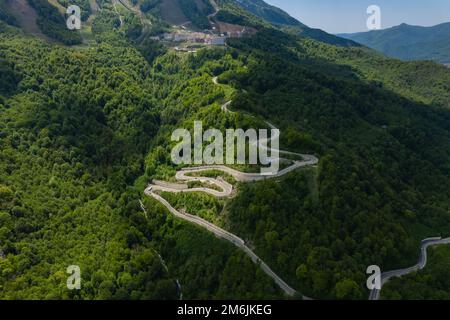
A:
[265, 0, 450, 33]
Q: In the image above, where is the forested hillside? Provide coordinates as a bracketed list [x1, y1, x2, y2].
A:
[27, 0, 83, 44]
[217, 0, 358, 47]
[216, 29, 450, 299]
[1, 0, 450, 300]
[0, 15, 283, 299]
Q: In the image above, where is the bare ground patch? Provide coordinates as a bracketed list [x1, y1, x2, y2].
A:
[158, 0, 188, 25]
[5, 0, 44, 37]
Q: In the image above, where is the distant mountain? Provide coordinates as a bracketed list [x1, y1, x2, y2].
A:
[339, 23, 450, 64]
[221, 0, 358, 46]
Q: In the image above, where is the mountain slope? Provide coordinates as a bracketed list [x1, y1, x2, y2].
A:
[218, 0, 358, 46]
[1, 0, 450, 301]
[0, 21, 286, 299]
[339, 23, 450, 63]
[231, 0, 302, 26]
[0, 0, 357, 47]
[139, 0, 358, 46]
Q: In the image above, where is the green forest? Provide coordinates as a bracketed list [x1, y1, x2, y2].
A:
[382, 246, 450, 299]
[1, 0, 450, 300]
[0, 6, 285, 298]
[27, 0, 83, 45]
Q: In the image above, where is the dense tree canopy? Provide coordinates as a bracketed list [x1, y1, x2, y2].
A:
[1, 0, 450, 300]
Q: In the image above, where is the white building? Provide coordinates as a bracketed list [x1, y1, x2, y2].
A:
[208, 37, 227, 46]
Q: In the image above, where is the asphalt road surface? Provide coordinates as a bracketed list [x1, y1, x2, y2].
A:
[144, 76, 318, 298]
[369, 237, 450, 300]
[145, 187, 300, 297]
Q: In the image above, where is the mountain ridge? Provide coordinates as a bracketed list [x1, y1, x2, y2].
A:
[339, 22, 450, 63]
[219, 0, 358, 46]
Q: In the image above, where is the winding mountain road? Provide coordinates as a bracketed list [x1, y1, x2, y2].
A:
[145, 136, 317, 297]
[144, 77, 318, 298]
[145, 187, 299, 297]
[369, 237, 450, 300]
[146, 76, 450, 300]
